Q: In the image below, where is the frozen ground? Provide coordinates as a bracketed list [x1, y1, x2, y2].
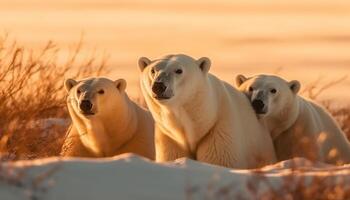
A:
[0, 154, 349, 200]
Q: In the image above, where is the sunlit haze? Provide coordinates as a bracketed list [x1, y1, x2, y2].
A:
[1, 0, 349, 101]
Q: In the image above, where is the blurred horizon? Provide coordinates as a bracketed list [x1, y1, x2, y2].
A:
[1, 0, 349, 102]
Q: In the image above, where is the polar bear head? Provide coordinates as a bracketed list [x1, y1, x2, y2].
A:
[235, 74, 301, 118]
[138, 54, 211, 105]
[64, 77, 127, 118]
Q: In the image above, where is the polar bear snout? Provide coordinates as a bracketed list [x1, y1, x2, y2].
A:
[152, 81, 171, 100]
[252, 99, 267, 114]
[79, 100, 94, 115]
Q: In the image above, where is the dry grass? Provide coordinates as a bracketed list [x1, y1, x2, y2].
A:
[186, 160, 350, 200]
[0, 36, 108, 160]
[301, 76, 350, 140]
[245, 168, 350, 200]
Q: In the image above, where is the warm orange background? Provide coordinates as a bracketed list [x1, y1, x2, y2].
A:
[1, 0, 349, 102]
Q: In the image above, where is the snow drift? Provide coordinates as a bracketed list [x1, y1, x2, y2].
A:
[0, 154, 349, 200]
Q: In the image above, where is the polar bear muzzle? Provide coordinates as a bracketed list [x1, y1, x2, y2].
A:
[251, 91, 268, 114]
[252, 99, 267, 114]
[151, 72, 174, 100]
[79, 99, 94, 115]
[152, 82, 168, 99]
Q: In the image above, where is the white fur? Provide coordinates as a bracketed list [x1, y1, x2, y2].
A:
[61, 77, 155, 159]
[236, 74, 350, 165]
[139, 54, 276, 169]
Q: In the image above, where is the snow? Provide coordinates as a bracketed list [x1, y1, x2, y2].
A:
[0, 154, 349, 200]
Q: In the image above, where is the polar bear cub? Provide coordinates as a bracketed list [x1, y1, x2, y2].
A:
[60, 77, 155, 159]
[236, 74, 350, 165]
[138, 54, 276, 169]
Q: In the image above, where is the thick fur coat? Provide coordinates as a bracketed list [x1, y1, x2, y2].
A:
[139, 54, 276, 168]
[60, 77, 155, 159]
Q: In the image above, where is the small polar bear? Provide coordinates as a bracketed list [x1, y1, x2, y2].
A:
[138, 54, 276, 169]
[60, 77, 155, 159]
[236, 74, 350, 165]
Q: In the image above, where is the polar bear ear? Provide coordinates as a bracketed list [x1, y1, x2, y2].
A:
[196, 57, 211, 73]
[235, 74, 248, 87]
[115, 79, 127, 92]
[289, 80, 301, 94]
[64, 78, 78, 93]
[138, 57, 152, 72]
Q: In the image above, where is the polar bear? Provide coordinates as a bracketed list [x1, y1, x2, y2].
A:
[236, 74, 350, 165]
[138, 54, 276, 169]
[60, 77, 155, 159]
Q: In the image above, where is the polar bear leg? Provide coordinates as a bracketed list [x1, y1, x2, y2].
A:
[196, 128, 238, 168]
[155, 127, 190, 162]
[60, 126, 96, 157]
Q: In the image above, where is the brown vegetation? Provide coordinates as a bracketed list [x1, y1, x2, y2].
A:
[245, 168, 350, 200]
[0, 36, 108, 160]
[301, 76, 350, 140]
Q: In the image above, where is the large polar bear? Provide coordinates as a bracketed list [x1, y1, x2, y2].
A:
[236, 74, 350, 165]
[60, 77, 155, 159]
[138, 54, 276, 169]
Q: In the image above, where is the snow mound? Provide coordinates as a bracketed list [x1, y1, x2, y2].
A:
[0, 154, 349, 200]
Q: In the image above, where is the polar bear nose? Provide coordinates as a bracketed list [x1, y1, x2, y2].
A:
[80, 100, 93, 112]
[252, 99, 265, 114]
[152, 82, 167, 95]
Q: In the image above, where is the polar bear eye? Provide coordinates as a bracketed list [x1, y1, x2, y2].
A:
[151, 68, 155, 74]
[77, 90, 81, 95]
[175, 69, 183, 74]
[98, 89, 105, 94]
[248, 87, 254, 92]
[270, 88, 277, 94]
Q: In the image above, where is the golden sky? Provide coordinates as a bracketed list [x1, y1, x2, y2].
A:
[1, 0, 349, 101]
